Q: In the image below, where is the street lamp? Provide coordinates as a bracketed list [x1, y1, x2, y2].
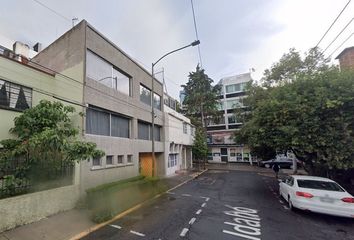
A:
[151, 40, 200, 177]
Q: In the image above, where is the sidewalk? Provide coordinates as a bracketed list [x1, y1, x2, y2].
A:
[0, 170, 203, 240]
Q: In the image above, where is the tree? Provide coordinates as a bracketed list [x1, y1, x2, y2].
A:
[0, 100, 104, 196]
[237, 48, 354, 176]
[181, 65, 221, 128]
[192, 128, 208, 169]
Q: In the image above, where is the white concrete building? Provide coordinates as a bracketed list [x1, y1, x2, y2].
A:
[207, 73, 257, 164]
[163, 94, 194, 176]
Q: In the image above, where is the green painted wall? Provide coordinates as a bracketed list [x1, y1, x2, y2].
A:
[0, 56, 84, 141]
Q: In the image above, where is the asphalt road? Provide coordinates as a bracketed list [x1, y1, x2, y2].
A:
[81, 169, 354, 240]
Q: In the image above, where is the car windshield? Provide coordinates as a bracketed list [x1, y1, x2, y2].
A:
[297, 180, 344, 192]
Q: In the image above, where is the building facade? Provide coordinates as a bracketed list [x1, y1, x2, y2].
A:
[163, 94, 194, 176]
[207, 73, 256, 164]
[32, 20, 165, 191]
[336, 46, 354, 70]
[0, 42, 84, 231]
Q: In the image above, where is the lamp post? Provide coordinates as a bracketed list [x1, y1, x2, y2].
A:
[151, 40, 200, 177]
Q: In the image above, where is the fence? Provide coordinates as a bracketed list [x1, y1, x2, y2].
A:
[0, 156, 74, 199]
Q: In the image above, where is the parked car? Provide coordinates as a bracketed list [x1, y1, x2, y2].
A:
[279, 175, 354, 218]
[259, 158, 294, 169]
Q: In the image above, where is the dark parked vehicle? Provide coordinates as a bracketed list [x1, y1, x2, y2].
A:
[259, 158, 294, 169]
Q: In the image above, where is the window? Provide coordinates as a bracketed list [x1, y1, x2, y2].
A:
[226, 83, 241, 93]
[228, 115, 236, 124]
[138, 121, 150, 140]
[297, 180, 344, 192]
[217, 102, 224, 111]
[106, 155, 113, 165]
[168, 154, 178, 168]
[127, 155, 133, 163]
[86, 108, 110, 136]
[183, 122, 187, 134]
[111, 114, 129, 138]
[226, 99, 242, 109]
[0, 79, 32, 111]
[92, 157, 101, 166]
[153, 93, 161, 110]
[138, 121, 161, 141]
[140, 84, 151, 106]
[86, 50, 131, 95]
[117, 155, 124, 164]
[86, 106, 130, 138]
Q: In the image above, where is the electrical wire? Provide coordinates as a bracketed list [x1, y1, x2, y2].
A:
[190, 0, 203, 68]
[31, 0, 71, 23]
[322, 17, 354, 54]
[329, 32, 354, 57]
[315, 0, 352, 47]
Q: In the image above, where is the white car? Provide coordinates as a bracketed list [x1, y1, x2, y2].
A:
[279, 175, 354, 218]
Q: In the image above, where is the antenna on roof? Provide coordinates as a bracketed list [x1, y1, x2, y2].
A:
[72, 17, 79, 27]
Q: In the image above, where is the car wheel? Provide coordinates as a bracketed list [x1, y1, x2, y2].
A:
[288, 196, 294, 211]
[265, 164, 270, 168]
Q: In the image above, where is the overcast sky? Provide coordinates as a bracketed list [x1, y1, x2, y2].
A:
[1, 0, 353, 99]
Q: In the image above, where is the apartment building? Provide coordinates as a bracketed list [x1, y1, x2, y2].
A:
[207, 73, 256, 164]
[163, 94, 194, 176]
[31, 20, 165, 191]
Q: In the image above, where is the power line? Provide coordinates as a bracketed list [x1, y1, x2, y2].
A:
[315, 0, 352, 47]
[329, 32, 354, 57]
[190, 0, 203, 68]
[31, 0, 71, 23]
[322, 17, 354, 54]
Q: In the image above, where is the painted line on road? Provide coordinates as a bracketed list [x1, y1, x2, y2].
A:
[69, 169, 208, 240]
[109, 224, 122, 230]
[130, 230, 145, 237]
[201, 202, 206, 208]
[196, 209, 202, 215]
[180, 228, 189, 237]
[279, 200, 284, 204]
[182, 193, 192, 197]
[189, 217, 196, 225]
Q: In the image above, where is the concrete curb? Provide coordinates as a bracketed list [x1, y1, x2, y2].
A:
[68, 169, 208, 240]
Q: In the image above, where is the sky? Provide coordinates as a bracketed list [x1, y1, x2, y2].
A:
[0, 0, 353, 100]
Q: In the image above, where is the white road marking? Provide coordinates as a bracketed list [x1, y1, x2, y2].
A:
[205, 197, 210, 202]
[180, 228, 189, 237]
[279, 200, 284, 204]
[109, 224, 122, 229]
[196, 209, 202, 215]
[182, 193, 192, 197]
[201, 203, 206, 208]
[130, 230, 145, 237]
[189, 217, 196, 225]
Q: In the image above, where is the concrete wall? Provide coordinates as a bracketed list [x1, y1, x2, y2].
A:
[0, 185, 80, 232]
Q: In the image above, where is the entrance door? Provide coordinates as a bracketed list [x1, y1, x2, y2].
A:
[221, 148, 228, 162]
[139, 153, 153, 177]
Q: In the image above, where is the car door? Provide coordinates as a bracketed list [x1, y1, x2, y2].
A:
[281, 177, 294, 200]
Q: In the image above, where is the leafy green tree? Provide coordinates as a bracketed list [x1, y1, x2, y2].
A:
[0, 100, 104, 196]
[192, 128, 208, 169]
[237, 48, 354, 175]
[181, 65, 221, 128]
